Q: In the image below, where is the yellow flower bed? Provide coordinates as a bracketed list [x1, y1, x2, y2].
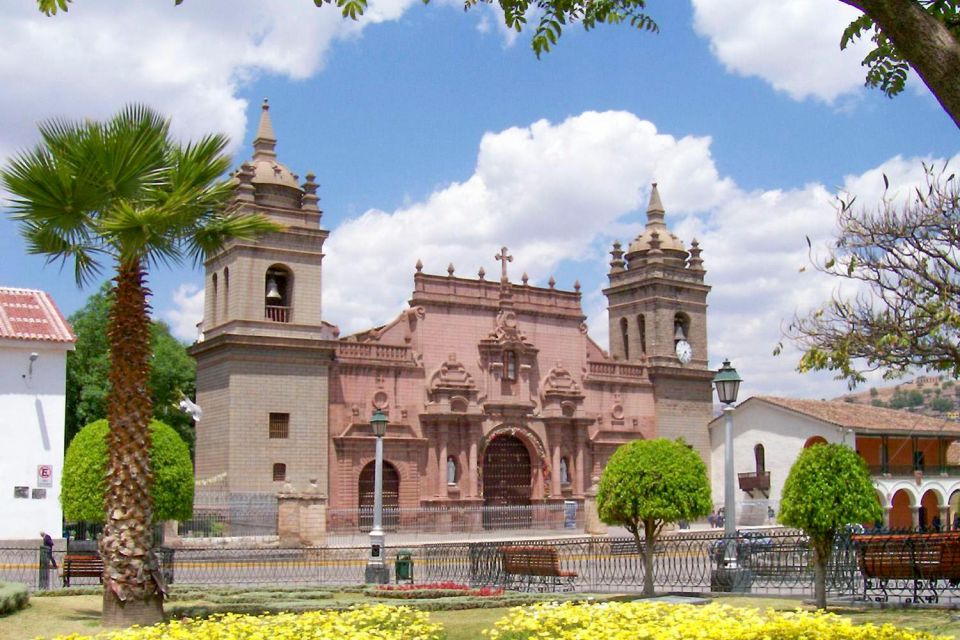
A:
[484, 601, 949, 640]
[49, 604, 443, 640]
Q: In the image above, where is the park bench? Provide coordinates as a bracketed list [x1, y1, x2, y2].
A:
[852, 532, 960, 603]
[62, 553, 104, 587]
[498, 545, 578, 592]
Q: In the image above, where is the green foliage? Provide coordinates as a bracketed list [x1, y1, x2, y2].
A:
[889, 388, 925, 409]
[61, 419, 194, 522]
[780, 443, 882, 539]
[597, 438, 712, 534]
[0, 582, 29, 615]
[930, 396, 955, 412]
[65, 283, 197, 454]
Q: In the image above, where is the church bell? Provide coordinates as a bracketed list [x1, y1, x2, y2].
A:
[265, 276, 282, 301]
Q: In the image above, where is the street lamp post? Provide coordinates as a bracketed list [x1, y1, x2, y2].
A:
[364, 410, 389, 584]
[712, 359, 742, 569]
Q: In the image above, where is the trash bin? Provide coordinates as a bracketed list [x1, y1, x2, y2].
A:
[394, 549, 414, 584]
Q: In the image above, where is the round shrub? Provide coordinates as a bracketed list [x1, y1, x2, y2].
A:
[61, 419, 193, 522]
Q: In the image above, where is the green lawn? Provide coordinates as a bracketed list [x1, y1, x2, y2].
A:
[2, 592, 957, 640]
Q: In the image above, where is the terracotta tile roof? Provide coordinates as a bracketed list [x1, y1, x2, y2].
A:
[0, 287, 75, 343]
[754, 396, 960, 435]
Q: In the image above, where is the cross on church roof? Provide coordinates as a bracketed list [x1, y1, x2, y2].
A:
[495, 246, 513, 282]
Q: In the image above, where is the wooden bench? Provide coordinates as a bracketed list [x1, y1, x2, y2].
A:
[498, 546, 578, 592]
[853, 532, 960, 602]
[62, 554, 104, 587]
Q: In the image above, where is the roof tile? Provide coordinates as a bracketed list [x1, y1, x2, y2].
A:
[0, 287, 76, 343]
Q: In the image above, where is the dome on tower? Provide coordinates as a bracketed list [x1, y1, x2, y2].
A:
[624, 183, 688, 267]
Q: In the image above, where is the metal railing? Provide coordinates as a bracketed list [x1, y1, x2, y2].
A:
[264, 305, 291, 323]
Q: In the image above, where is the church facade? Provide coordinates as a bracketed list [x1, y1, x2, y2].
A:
[190, 102, 714, 528]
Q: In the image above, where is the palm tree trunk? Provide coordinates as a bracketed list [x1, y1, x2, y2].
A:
[100, 261, 164, 627]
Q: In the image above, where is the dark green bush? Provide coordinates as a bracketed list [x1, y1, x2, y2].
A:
[0, 581, 29, 615]
[61, 419, 193, 522]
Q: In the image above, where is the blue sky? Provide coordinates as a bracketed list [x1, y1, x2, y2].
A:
[0, 0, 956, 401]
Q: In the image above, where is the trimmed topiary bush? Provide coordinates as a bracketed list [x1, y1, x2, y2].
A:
[61, 419, 193, 522]
[0, 581, 29, 615]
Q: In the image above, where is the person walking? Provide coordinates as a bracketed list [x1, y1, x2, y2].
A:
[40, 531, 57, 569]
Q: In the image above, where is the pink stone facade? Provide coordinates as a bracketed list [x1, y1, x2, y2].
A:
[192, 102, 715, 529]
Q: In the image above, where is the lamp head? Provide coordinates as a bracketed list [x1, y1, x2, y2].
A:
[370, 409, 388, 437]
[712, 358, 742, 405]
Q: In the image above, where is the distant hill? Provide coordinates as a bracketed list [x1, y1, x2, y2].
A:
[833, 375, 960, 421]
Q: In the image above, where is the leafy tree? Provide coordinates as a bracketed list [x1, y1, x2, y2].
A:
[930, 396, 955, 412]
[596, 438, 712, 596]
[66, 283, 198, 455]
[62, 420, 193, 523]
[888, 388, 925, 408]
[0, 105, 277, 627]
[779, 443, 882, 609]
[787, 167, 960, 387]
[36, 0, 960, 127]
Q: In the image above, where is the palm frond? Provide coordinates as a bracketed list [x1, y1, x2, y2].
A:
[187, 213, 283, 267]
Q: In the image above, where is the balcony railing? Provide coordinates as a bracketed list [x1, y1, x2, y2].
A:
[738, 471, 770, 494]
[867, 464, 960, 476]
[265, 305, 291, 323]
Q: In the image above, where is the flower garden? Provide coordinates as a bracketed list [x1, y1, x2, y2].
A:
[34, 599, 951, 640]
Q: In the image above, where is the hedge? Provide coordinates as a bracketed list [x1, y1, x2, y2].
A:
[0, 581, 29, 615]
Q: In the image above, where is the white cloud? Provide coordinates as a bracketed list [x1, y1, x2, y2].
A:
[163, 108, 953, 402]
[166, 283, 205, 343]
[0, 0, 417, 162]
[691, 0, 873, 104]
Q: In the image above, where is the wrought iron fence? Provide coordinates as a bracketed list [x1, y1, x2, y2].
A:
[179, 491, 278, 538]
[7, 529, 960, 603]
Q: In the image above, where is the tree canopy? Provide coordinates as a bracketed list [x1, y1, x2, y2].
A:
[779, 443, 882, 608]
[61, 419, 194, 523]
[36, 0, 960, 127]
[66, 282, 198, 454]
[597, 438, 712, 596]
[786, 166, 960, 386]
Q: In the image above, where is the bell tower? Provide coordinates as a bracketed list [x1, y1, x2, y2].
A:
[190, 100, 338, 497]
[603, 184, 714, 464]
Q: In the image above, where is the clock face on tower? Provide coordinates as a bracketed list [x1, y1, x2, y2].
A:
[675, 339, 693, 364]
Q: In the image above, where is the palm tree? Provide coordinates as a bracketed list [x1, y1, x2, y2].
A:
[1, 105, 278, 627]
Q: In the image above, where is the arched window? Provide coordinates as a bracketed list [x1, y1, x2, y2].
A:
[272, 463, 286, 482]
[447, 456, 458, 485]
[265, 265, 292, 323]
[620, 317, 630, 360]
[503, 351, 518, 381]
[223, 266, 229, 316]
[754, 444, 765, 474]
[804, 436, 828, 448]
[637, 314, 646, 354]
[674, 313, 690, 342]
[211, 273, 218, 322]
[559, 457, 571, 485]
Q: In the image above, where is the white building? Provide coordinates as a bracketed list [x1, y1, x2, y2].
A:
[709, 396, 960, 530]
[0, 287, 75, 540]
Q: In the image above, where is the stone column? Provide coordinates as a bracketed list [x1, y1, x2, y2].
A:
[551, 440, 562, 498]
[161, 521, 181, 548]
[939, 505, 950, 531]
[883, 506, 892, 529]
[911, 505, 921, 531]
[438, 425, 448, 498]
[468, 435, 478, 499]
[425, 425, 437, 497]
[574, 430, 585, 496]
[277, 480, 328, 547]
[584, 476, 607, 535]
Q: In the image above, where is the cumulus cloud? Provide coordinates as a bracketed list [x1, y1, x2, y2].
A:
[0, 0, 417, 161]
[164, 109, 950, 400]
[165, 283, 205, 343]
[691, 0, 873, 104]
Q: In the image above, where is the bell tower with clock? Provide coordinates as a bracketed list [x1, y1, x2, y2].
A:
[603, 184, 715, 466]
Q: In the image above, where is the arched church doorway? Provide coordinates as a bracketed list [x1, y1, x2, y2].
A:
[359, 461, 399, 531]
[483, 434, 532, 529]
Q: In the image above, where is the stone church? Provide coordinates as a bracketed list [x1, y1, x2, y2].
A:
[190, 101, 714, 528]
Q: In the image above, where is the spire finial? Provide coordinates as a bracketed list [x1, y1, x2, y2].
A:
[252, 98, 277, 160]
[495, 246, 513, 282]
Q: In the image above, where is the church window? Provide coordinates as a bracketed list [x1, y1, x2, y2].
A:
[211, 273, 218, 321]
[447, 456, 458, 485]
[559, 457, 571, 485]
[265, 265, 292, 323]
[223, 267, 229, 315]
[620, 317, 629, 360]
[269, 412, 290, 439]
[638, 314, 646, 353]
[754, 444, 765, 474]
[504, 350, 518, 381]
[272, 463, 287, 482]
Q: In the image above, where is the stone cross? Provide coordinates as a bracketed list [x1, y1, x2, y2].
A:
[495, 246, 513, 282]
